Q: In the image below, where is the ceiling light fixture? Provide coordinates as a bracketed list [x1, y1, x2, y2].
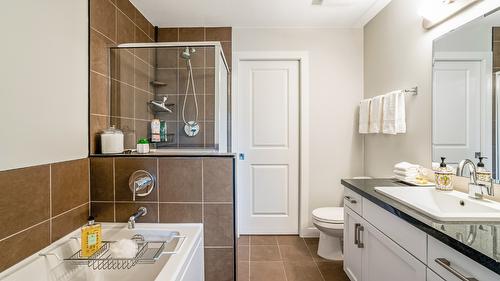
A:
[419, 0, 481, 29]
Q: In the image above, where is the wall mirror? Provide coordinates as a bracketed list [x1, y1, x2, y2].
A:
[432, 8, 500, 179]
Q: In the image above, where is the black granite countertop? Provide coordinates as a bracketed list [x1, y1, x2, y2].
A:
[341, 178, 500, 275]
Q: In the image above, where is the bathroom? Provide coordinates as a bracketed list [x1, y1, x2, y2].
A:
[1, 0, 500, 280]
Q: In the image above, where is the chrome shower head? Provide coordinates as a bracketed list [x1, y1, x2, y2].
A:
[180, 47, 195, 60]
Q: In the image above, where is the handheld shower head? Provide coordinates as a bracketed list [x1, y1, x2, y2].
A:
[180, 47, 195, 60]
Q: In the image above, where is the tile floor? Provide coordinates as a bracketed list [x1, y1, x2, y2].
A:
[237, 235, 350, 281]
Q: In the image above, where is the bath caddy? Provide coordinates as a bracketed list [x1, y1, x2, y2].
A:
[41, 235, 185, 270]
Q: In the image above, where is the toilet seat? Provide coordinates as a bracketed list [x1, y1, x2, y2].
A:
[312, 207, 344, 224]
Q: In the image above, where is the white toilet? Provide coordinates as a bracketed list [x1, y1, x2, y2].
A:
[312, 207, 344, 260]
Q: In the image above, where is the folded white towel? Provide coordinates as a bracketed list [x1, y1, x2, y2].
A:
[394, 162, 420, 171]
[359, 99, 371, 134]
[369, 96, 383, 133]
[393, 169, 418, 177]
[395, 175, 418, 182]
[382, 91, 406, 134]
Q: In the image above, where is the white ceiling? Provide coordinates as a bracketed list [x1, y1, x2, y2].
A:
[130, 0, 392, 28]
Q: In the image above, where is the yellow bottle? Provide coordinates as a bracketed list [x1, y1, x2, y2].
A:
[81, 216, 102, 257]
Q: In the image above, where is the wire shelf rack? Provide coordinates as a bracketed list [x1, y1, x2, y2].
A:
[40, 235, 186, 270]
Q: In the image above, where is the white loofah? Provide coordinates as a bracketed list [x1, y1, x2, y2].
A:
[109, 239, 139, 259]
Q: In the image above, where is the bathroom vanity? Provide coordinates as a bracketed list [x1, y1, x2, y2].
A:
[341, 178, 500, 281]
[0, 223, 204, 281]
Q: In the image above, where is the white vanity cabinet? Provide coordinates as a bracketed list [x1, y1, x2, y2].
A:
[343, 187, 500, 281]
[344, 207, 426, 281]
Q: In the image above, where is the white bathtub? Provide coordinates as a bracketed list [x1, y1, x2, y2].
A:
[0, 223, 204, 281]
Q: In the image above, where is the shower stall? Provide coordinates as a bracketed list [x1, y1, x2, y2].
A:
[109, 42, 230, 152]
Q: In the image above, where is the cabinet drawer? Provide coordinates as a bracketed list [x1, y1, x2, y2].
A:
[362, 199, 427, 262]
[427, 268, 445, 281]
[427, 236, 499, 281]
[344, 187, 363, 215]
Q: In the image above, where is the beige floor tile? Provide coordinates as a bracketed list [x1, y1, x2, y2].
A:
[284, 261, 324, 281]
[238, 235, 250, 246]
[279, 243, 314, 262]
[250, 261, 286, 281]
[250, 245, 281, 261]
[305, 240, 330, 262]
[238, 261, 250, 281]
[277, 235, 306, 246]
[238, 245, 250, 261]
[317, 261, 350, 281]
[250, 235, 277, 245]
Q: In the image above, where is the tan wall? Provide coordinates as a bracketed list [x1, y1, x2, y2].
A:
[0, 0, 88, 171]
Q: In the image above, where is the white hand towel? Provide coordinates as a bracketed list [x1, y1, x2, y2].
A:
[396, 91, 406, 133]
[382, 91, 397, 134]
[369, 96, 383, 133]
[393, 169, 418, 177]
[359, 99, 371, 134]
[382, 91, 406, 134]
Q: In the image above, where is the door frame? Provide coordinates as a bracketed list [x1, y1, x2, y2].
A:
[232, 51, 311, 237]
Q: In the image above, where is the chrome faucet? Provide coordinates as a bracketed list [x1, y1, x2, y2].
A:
[128, 207, 147, 229]
[456, 159, 494, 199]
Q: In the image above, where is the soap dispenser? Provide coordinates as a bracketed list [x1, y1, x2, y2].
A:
[434, 157, 454, 191]
[476, 156, 492, 183]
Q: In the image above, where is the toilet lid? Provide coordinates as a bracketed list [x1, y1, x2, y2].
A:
[312, 207, 344, 223]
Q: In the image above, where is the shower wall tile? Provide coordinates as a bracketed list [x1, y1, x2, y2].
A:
[179, 27, 205, 41]
[90, 0, 156, 154]
[157, 28, 179, 42]
[89, 156, 235, 280]
[206, 27, 232, 42]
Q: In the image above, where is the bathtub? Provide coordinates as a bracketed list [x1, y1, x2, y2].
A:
[0, 223, 204, 281]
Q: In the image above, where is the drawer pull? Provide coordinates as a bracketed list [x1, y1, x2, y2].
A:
[435, 258, 478, 281]
[354, 223, 360, 245]
[344, 196, 357, 204]
[356, 223, 364, 248]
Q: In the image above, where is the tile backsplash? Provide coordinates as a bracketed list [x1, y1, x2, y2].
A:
[0, 159, 89, 272]
[90, 156, 235, 281]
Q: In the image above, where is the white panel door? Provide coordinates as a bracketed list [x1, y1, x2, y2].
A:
[238, 60, 299, 234]
[432, 61, 481, 165]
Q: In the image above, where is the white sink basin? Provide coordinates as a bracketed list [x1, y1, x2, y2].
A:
[374, 186, 500, 222]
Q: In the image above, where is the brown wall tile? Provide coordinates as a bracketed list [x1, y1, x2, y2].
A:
[115, 202, 158, 222]
[90, 29, 115, 76]
[91, 202, 115, 222]
[0, 165, 50, 239]
[159, 203, 202, 223]
[117, 11, 135, 44]
[206, 27, 232, 42]
[204, 204, 233, 246]
[90, 158, 114, 201]
[114, 158, 158, 201]
[158, 28, 179, 42]
[159, 158, 202, 202]
[221, 42, 232, 67]
[116, 0, 136, 20]
[90, 72, 110, 115]
[90, 115, 110, 154]
[0, 222, 50, 272]
[204, 158, 233, 202]
[135, 10, 151, 37]
[205, 248, 234, 281]
[179, 27, 205, 41]
[111, 81, 135, 118]
[51, 203, 89, 242]
[90, 0, 116, 42]
[51, 159, 90, 216]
